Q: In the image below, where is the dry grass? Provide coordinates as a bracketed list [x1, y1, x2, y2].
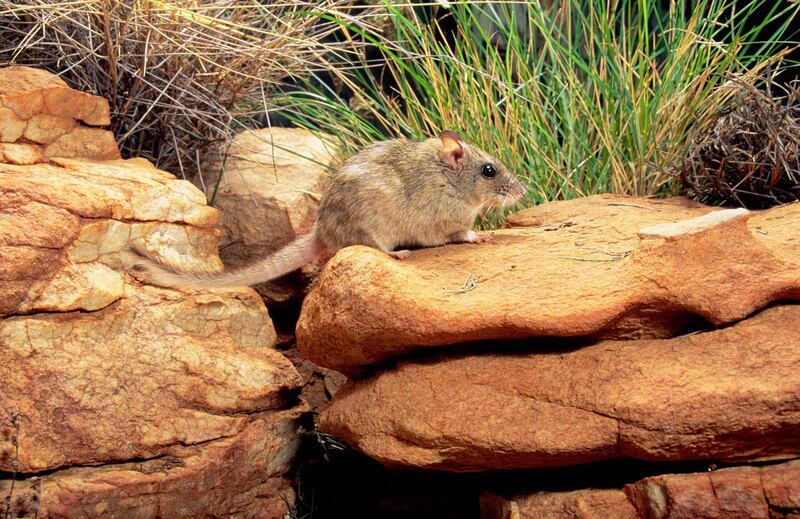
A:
[680, 76, 800, 208]
[0, 0, 380, 183]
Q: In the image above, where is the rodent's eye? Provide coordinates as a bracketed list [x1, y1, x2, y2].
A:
[481, 163, 498, 179]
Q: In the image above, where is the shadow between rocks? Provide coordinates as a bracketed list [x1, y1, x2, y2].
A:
[288, 435, 794, 519]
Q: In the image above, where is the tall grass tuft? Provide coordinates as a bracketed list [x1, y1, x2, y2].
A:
[277, 0, 799, 219]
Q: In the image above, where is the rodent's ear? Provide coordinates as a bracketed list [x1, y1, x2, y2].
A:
[438, 130, 465, 171]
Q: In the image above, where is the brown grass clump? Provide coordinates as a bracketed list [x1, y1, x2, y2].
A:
[0, 0, 379, 183]
[680, 78, 800, 208]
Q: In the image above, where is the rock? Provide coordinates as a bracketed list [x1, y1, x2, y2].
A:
[0, 66, 110, 126]
[0, 142, 43, 165]
[0, 66, 118, 162]
[318, 305, 800, 471]
[0, 410, 302, 519]
[1, 157, 219, 316]
[283, 344, 348, 414]
[42, 126, 120, 160]
[1, 155, 306, 517]
[297, 194, 800, 373]
[627, 460, 800, 518]
[202, 127, 335, 304]
[480, 460, 800, 519]
[480, 488, 638, 519]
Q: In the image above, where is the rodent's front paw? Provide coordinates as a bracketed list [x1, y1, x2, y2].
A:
[465, 230, 492, 244]
[388, 249, 411, 260]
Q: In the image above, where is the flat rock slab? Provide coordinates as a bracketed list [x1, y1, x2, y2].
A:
[319, 305, 800, 471]
[297, 194, 800, 373]
[1, 409, 302, 519]
[480, 460, 800, 519]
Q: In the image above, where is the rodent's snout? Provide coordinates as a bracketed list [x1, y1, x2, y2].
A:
[511, 181, 527, 201]
[498, 178, 527, 208]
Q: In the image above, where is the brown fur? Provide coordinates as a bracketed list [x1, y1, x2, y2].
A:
[127, 131, 526, 289]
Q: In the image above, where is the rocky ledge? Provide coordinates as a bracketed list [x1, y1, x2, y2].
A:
[1, 155, 305, 517]
[297, 195, 800, 374]
[298, 194, 800, 516]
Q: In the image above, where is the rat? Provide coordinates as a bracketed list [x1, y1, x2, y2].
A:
[126, 130, 527, 289]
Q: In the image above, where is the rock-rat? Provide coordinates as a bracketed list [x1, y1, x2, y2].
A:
[127, 130, 526, 289]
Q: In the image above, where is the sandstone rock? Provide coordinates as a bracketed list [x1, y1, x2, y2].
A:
[1, 157, 220, 316]
[0, 410, 302, 519]
[42, 126, 120, 160]
[0, 142, 43, 165]
[0, 66, 118, 162]
[1, 155, 306, 517]
[283, 344, 348, 414]
[297, 194, 800, 373]
[480, 488, 638, 519]
[0, 65, 110, 126]
[480, 460, 800, 519]
[626, 460, 800, 518]
[319, 305, 800, 471]
[202, 127, 335, 304]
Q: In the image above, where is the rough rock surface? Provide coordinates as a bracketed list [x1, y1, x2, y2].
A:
[0, 66, 119, 163]
[480, 488, 638, 519]
[202, 127, 335, 304]
[626, 460, 800, 518]
[1, 157, 219, 316]
[480, 460, 800, 519]
[283, 344, 348, 414]
[1, 156, 305, 517]
[297, 194, 800, 373]
[319, 304, 800, 471]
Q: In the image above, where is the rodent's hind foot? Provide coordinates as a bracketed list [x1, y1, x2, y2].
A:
[388, 249, 411, 260]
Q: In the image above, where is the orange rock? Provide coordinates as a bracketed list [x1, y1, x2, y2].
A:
[319, 305, 800, 471]
[0, 142, 44, 164]
[0, 66, 117, 162]
[480, 460, 800, 519]
[625, 461, 800, 518]
[1, 155, 304, 517]
[1, 157, 219, 315]
[22, 113, 76, 144]
[0, 105, 25, 142]
[0, 410, 302, 518]
[0, 66, 110, 125]
[480, 488, 638, 519]
[297, 195, 800, 373]
[43, 126, 120, 160]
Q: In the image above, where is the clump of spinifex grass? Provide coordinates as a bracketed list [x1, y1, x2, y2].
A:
[680, 76, 800, 208]
[0, 0, 381, 183]
[276, 0, 799, 224]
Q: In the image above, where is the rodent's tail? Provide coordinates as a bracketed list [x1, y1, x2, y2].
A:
[124, 232, 320, 289]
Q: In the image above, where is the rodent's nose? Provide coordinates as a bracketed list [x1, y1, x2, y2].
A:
[513, 182, 527, 200]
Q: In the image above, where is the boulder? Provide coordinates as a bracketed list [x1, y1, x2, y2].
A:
[319, 304, 800, 471]
[297, 194, 800, 373]
[0, 66, 118, 163]
[1, 156, 306, 517]
[202, 128, 335, 305]
[480, 460, 800, 519]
